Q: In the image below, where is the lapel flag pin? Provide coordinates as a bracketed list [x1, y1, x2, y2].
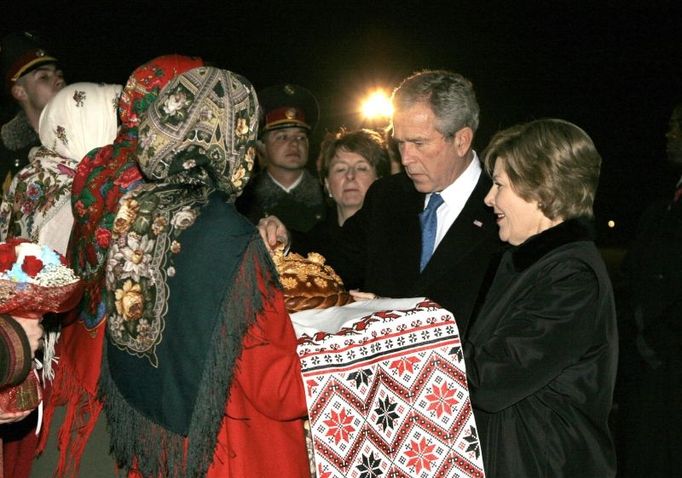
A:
[473, 220, 483, 227]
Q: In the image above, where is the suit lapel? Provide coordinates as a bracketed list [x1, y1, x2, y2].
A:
[394, 175, 425, 276]
[417, 173, 495, 283]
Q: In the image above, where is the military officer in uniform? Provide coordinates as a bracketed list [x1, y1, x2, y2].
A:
[237, 83, 325, 233]
[0, 31, 65, 193]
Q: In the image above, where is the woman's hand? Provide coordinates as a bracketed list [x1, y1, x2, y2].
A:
[257, 215, 290, 250]
[0, 408, 32, 424]
[13, 316, 44, 358]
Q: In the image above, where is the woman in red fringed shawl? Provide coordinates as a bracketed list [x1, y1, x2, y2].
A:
[100, 66, 309, 478]
[32, 55, 204, 478]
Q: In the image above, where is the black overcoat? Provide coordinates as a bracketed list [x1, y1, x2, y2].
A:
[617, 197, 682, 476]
[465, 219, 618, 477]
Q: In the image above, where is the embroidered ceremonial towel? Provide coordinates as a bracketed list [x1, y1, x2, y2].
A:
[295, 298, 486, 478]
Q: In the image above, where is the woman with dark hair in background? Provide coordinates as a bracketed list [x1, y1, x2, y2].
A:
[295, 128, 389, 254]
[465, 118, 618, 477]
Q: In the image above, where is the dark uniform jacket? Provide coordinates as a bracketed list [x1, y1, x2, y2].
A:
[317, 170, 501, 334]
[0, 111, 37, 194]
[465, 219, 618, 477]
[237, 169, 325, 234]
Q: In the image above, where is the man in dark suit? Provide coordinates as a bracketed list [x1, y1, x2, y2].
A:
[616, 103, 682, 476]
[261, 70, 501, 333]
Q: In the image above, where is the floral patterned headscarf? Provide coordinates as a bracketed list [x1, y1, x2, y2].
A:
[107, 66, 258, 365]
[39, 82, 121, 162]
[69, 55, 204, 331]
[136, 66, 258, 198]
[101, 67, 261, 477]
[0, 82, 120, 252]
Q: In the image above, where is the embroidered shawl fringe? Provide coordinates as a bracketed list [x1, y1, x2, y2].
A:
[100, 234, 280, 477]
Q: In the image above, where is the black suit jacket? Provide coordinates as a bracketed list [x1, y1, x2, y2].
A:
[316, 170, 502, 334]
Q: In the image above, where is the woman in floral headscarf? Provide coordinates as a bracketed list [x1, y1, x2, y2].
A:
[0, 82, 121, 253]
[0, 82, 119, 478]
[100, 66, 309, 478]
[33, 55, 203, 478]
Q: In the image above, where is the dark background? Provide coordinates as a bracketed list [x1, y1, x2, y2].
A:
[2, 0, 681, 246]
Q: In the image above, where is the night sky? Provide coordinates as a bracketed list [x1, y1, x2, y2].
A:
[3, 0, 681, 245]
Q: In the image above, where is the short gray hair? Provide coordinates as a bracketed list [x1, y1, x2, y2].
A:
[392, 70, 479, 137]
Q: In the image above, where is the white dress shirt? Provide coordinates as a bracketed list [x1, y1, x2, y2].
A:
[268, 170, 304, 193]
[423, 152, 482, 252]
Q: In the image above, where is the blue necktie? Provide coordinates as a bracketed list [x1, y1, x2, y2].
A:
[419, 193, 444, 272]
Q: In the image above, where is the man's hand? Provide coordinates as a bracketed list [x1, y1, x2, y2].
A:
[349, 290, 378, 301]
[13, 316, 44, 358]
[257, 215, 290, 250]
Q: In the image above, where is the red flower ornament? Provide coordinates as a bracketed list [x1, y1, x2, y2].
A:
[22, 256, 44, 277]
[95, 227, 112, 248]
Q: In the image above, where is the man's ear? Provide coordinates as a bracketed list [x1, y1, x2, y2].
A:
[455, 127, 474, 156]
[255, 139, 267, 168]
[10, 83, 27, 103]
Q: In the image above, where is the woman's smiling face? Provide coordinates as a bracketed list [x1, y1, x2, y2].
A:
[484, 160, 555, 245]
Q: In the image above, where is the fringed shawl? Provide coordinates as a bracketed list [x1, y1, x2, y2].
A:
[38, 55, 203, 478]
[100, 66, 262, 477]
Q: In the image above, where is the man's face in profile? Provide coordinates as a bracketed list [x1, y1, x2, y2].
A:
[15, 64, 65, 112]
[392, 102, 465, 194]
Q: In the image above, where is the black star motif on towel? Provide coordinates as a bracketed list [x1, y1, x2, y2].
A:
[463, 425, 481, 459]
[374, 396, 399, 432]
[357, 451, 383, 478]
[348, 368, 373, 388]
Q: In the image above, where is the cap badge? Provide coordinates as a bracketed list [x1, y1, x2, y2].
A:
[285, 108, 297, 119]
[36, 49, 46, 58]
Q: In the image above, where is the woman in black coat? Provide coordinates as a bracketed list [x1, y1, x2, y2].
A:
[465, 119, 618, 477]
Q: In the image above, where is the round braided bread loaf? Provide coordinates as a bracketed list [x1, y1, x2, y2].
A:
[272, 249, 353, 312]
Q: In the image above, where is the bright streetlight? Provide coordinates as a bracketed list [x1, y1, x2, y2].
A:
[360, 90, 392, 122]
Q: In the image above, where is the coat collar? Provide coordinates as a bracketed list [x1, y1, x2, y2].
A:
[511, 218, 594, 271]
[1, 110, 38, 151]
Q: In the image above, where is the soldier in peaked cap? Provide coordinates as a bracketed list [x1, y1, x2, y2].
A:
[237, 83, 326, 234]
[0, 31, 65, 193]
